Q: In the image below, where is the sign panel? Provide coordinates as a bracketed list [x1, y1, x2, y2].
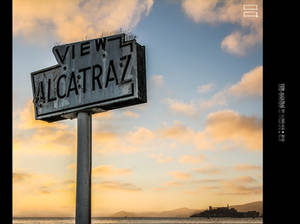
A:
[31, 34, 146, 122]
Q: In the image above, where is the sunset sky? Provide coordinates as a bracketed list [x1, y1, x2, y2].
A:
[13, 0, 263, 217]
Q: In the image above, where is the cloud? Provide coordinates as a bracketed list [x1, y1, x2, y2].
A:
[221, 30, 261, 56]
[13, 0, 154, 43]
[180, 175, 261, 195]
[13, 171, 65, 194]
[158, 108, 262, 152]
[128, 127, 154, 145]
[123, 111, 140, 118]
[13, 172, 31, 184]
[220, 176, 261, 195]
[150, 153, 173, 163]
[198, 90, 228, 111]
[14, 100, 153, 156]
[181, 0, 262, 55]
[197, 83, 213, 93]
[228, 65, 262, 97]
[233, 164, 261, 171]
[168, 171, 192, 180]
[157, 121, 215, 150]
[93, 165, 132, 177]
[150, 75, 164, 88]
[194, 166, 222, 175]
[13, 126, 76, 155]
[158, 121, 193, 139]
[156, 178, 224, 191]
[13, 171, 78, 217]
[181, 0, 220, 23]
[167, 66, 262, 115]
[16, 101, 67, 130]
[178, 154, 204, 164]
[166, 99, 197, 117]
[94, 181, 142, 191]
[93, 127, 154, 153]
[93, 111, 114, 120]
[230, 176, 256, 184]
[163, 181, 185, 187]
[67, 163, 76, 170]
[93, 131, 118, 144]
[206, 110, 262, 151]
[13, 101, 76, 155]
[198, 66, 262, 111]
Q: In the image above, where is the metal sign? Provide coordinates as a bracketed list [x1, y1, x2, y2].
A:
[31, 33, 146, 122]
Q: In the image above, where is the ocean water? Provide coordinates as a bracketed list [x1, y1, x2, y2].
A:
[13, 217, 263, 224]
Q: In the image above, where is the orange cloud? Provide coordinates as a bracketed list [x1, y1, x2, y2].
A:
[93, 111, 114, 119]
[93, 165, 132, 177]
[168, 171, 192, 180]
[228, 66, 262, 97]
[94, 181, 142, 191]
[13, 172, 31, 184]
[233, 164, 261, 171]
[220, 176, 261, 195]
[13, 171, 76, 217]
[198, 66, 262, 111]
[93, 131, 117, 144]
[13, 0, 154, 43]
[157, 121, 214, 150]
[123, 111, 140, 118]
[93, 127, 154, 153]
[206, 110, 262, 151]
[231, 176, 256, 184]
[16, 100, 67, 130]
[14, 126, 76, 155]
[178, 155, 204, 164]
[150, 153, 173, 164]
[13, 101, 76, 155]
[166, 99, 197, 117]
[158, 108, 261, 152]
[128, 127, 154, 145]
[194, 165, 222, 175]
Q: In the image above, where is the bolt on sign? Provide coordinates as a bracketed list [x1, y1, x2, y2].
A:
[31, 33, 147, 122]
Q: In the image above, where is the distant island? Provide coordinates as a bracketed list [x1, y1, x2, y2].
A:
[190, 204, 260, 218]
[110, 201, 262, 218]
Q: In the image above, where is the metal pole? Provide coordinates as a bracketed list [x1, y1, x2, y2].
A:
[76, 112, 92, 224]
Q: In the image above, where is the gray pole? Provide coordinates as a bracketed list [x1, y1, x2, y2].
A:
[76, 112, 92, 224]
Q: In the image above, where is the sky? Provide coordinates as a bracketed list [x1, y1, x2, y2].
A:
[13, 0, 263, 217]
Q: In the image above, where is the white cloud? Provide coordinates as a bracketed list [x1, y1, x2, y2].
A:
[13, 0, 154, 43]
[181, 0, 262, 56]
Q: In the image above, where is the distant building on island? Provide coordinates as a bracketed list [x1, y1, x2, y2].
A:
[190, 204, 259, 218]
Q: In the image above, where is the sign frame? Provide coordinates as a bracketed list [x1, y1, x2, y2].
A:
[30, 33, 146, 122]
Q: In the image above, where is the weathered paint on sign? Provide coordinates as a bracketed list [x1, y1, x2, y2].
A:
[31, 34, 146, 122]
